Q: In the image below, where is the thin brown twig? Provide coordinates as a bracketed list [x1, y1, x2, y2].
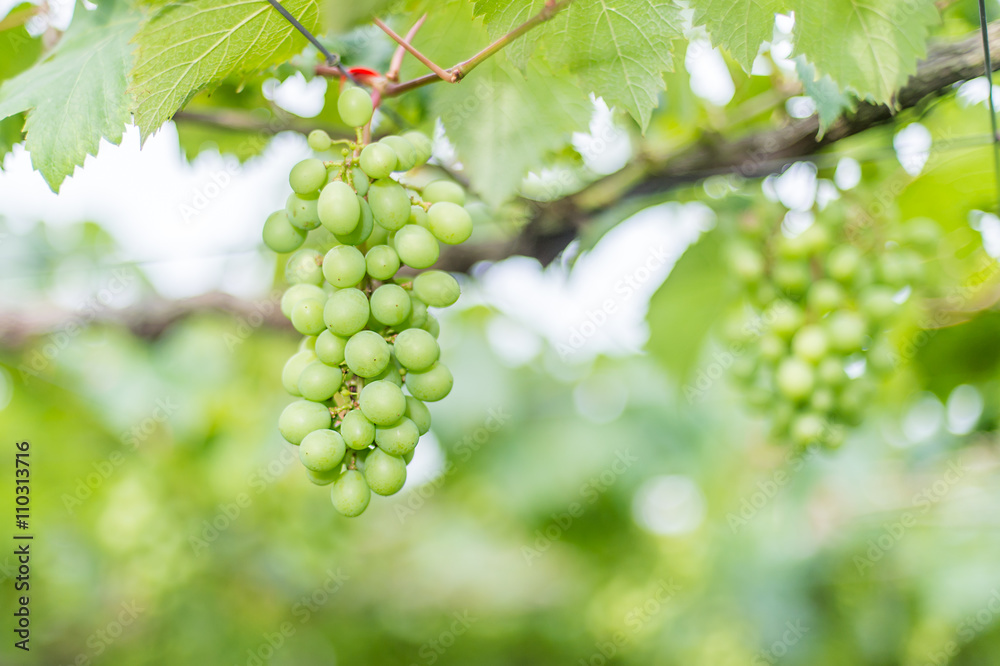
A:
[386, 14, 427, 82]
[373, 16, 453, 82]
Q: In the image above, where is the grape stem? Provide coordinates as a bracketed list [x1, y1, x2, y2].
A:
[386, 14, 428, 83]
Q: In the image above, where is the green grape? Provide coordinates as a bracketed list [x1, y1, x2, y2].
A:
[289, 158, 327, 195]
[322, 245, 367, 288]
[769, 301, 804, 338]
[817, 356, 847, 386]
[368, 179, 412, 231]
[299, 429, 347, 472]
[393, 328, 439, 372]
[428, 202, 473, 245]
[896, 249, 925, 283]
[351, 167, 370, 196]
[364, 448, 407, 496]
[306, 467, 341, 486]
[291, 299, 326, 335]
[352, 447, 370, 472]
[299, 336, 317, 352]
[727, 241, 764, 282]
[826, 310, 867, 353]
[422, 314, 440, 338]
[263, 210, 306, 253]
[404, 362, 453, 402]
[810, 387, 835, 412]
[423, 180, 465, 206]
[403, 449, 416, 464]
[775, 233, 811, 260]
[334, 197, 374, 246]
[413, 271, 460, 308]
[394, 224, 440, 269]
[776, 357, 814, 402]
[730, 354, 757, 384]
[372, 358, 403, 386]
[868, 335, 897, 373]
[299, 361, 344, 401]
[806, 279, 845, 314]
[368, 223, 390, 247]
[877, 252, 909, 286]
[759, 334, 785, 362]
[359, 143, 396, 180]
[370, 284, 412, 326]
[281, 284, 326, 318]
[365, 245, 400, 280]
[406, 298, 428, 329]
[285, 192, 321, 230]
[279, 400, 332, 445]
[827, 245, 862, 282]
[344, 330, 391, 378]
[285, 248, 324, 286]
[359, 380, 406, 426]
[315, 330, 348, 366]
[318, 181, 361, 235]
[374, 417, 419, 456]
[337, 87, 373, 128]
[905, 217, 942, 251]
[860, 284, 898, 320]
[409, 205, 430, 229]
[790, 412, 825, 446]
[401, 131, 432, 165]
[791, 325, 828, 364]
[323, 288, 370, 337]
[331, 469, 371, 517]
[837, 379, 871, 425]
[340, 409, 375, 450]
[801, 224, 831, 254]
[380, 136, 417, 171]
[307, 129, 332, 152]
[282, 350, 317, 396]
[772, 260, 810, 295]
[404, 396, 431, 435]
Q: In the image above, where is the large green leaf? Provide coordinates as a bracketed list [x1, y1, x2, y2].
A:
[0, 1, 139, 191]
[792, 0, 939, 105]
[472, 0, 545, 68]
[689, 0, 785, 72]
[130, 0, 320, 140]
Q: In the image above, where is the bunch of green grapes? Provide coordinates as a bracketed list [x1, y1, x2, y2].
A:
[261, 87, 473, 517]
[722, 205, 941, 448]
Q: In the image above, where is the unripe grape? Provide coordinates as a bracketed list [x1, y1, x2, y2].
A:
[877, 252, 909, 286]
[423, 314, 440, 338]
[423, 180, 466, 205]
[359, 143, 396, 180]
[299, 361, 344, 401]
[380, 135, 417, 171]
[810, 387, 835, 412]
[827, 245, 862, 282]
[817, 355, 846, 386]
[263, 210, 306, 253]
[759, 333, 786, 361]
[306, 467, 342, 486]
[413, 271, 460, 308]
[315, 330, 348, 366]
[791, 325, 828, 364]
[776, 232, 811, 259]
[776, 357, 814, 402]
[279, 399, 332, 445]
[291, 299, 326, 335]
[403, 449, 415, 464]
[772, 260, 810, 295]
[337, 87, 373, 128]
[323, 288, 370, 337]
[727, 241, 764, 282]
[331, 469, 370, 517]
[374, 417, 419, 455]
[406, 298, 428, 329]
[299, 336, 317, 352]
[359, 380, 406, 425]
[334, 197, 374, 246]
[285, 248, 324, 286]
[289, 158, 327, 194]
[428, 202, 473, 245]
[401, 131, 432, 165]
[904, 217, 942, 251]
[345, 330, 391, 378]
[806, 279, 845, 314]
[768, 300, 804, 338]
[404, 362, 453, 402]
[308, 129, 332, 152]
[801, 223, 831, 254]
[285, 192, 321, 230]
[393, 328, 439, 372]
[281, 284, 326, 318]
[837, 379, 872, 425]
[730, 354, 757, 383]
[322, 245, 366, 288]
[282, 350, 317, 396]
[410, 205, 430, 228]
[364, 447, 407, 495]
[299, 429, 347, 472]
[365, 245, 400, 280]
[897, 249, 925, 283]
[370, 284, 412, 326]
[340, 409, 375, 449]
[368, 224, 390, 247]
[318, 181, 361, 235]
[368, 179, 412, 231]
[372, 358, 403, 386]
[394, 224, 440, 268]
[826, 310, 867, 353]
[867, 335, 897, 373]
[791, 412, 825, 446]
[860, 284, 898, 320]
[404, 396, 431, 435]
[351, 167, 370, 196]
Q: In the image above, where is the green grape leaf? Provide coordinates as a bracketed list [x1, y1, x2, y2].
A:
[646, 230, 734, 382]
[0, 1, 139, 191]
[0, 8, 43, 81]
[689, 0, 784, 72]
[472, 0, 545, 68]
[795, 57, 854, 137]
[130, 0, 320, 141]
[791, 0, 939, 105]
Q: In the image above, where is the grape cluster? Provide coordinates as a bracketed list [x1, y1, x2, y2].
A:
[723, 207, 940, 448]
[262, 87, 472, 517]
